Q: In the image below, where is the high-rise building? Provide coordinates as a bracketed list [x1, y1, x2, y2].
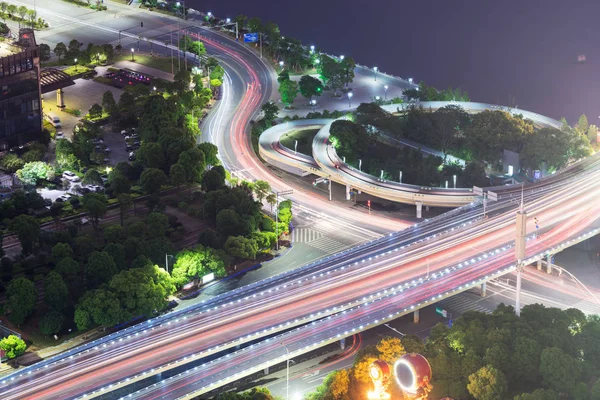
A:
[0, 28, 42, 150]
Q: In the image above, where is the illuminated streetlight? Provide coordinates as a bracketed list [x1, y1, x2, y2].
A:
[153, 86, 157, 91]
[315, 58, 320, 65]
[74, 57, 78, 72]
[310, 45, 315, 54]
[373, 66, 378, 81]
[96, 53, 100, 65]
[130, 48, 135, 61]
[384, 85, 388, 100]
[226, 17, 230, 23]
[340, 54, 345, 61]
[453, 174, 457, 188]
[207, 11, 212, 17]
[310, 99, 316, 111]
[408, 77, 413, 84]
[279, 60, 284, 70]
[348, 92, 353, 107]
[375, 96, 381, 102]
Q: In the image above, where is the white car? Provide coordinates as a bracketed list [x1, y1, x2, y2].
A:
[104, 147, 111, 153]
[55, 131, 65, 139]
[86, 184, 103, 192]
[62, 171, 80, 182]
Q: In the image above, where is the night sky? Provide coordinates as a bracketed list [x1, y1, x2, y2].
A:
[193, 0, 600, 124]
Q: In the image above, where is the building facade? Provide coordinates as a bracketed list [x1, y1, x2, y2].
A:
[0, 29, 42, 150]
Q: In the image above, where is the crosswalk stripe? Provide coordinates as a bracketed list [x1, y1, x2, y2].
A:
[292, 228, 324, 244]
[439, 296, 492, 315]
[308, 237, 349, 253]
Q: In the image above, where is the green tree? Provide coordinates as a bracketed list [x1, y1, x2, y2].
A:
[253, 180, 271, 202]
[108, 171, 131, 196]
[6, 277, 36, 325]
[118, 91, 135, 114]
[16, 161, 55, 185]
[0, 335, 26, 359]
[588, 124, 598, 144]
[467, 365, 507, 400]
[116, 193, 133, 226]
[201, 168, 225, 192]
[511, 337, 541, 385]
[109, 264, 175, 319]
[278, 79, 298, 108]
[376, 336, 406, 364]
[514, 389, 559, 400]
[139, 168, 167, 196]
[591, 378, 600, 400]
[0, 153, 25, 172]
[9, 214, 40, 255]
[39, 43, 51, 62]
[68, 39, 82, 54]
[247, 17, 262, 33]
[540, 347, 581, 394]
[171, 245, 226, 287]
[53, 42, 67, 63]
[277, 69, 289, 84]
[577, 114, 589, 136]
[76, 288, 122, 328]
[102, 90, 117, 115]
[224, 236, 258, 259]
[39, 310, 64, 335]
[16, 5, 26, 22]
[261, 101, 279, 126]
[51, 242, 73, 263]
[6, 4, 16, 19]
[56, 257, 80, 279]
[138, 142, 166, 171]
[329, 120, 367, 155]
[44, 271, 68, 311]
[299, 75, 323, 101]
[340, 56, 356, 87]
[82, 169, 102, 185]
[82, 192, 107, 231]
[85, 251, 117, 288]
[198, 142, 219, 166]
[88, 103, 103, 120]
[0, 2, 8, 19]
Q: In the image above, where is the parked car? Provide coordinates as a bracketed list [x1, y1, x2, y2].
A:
[86, 184, 103, 192]
[124, 134, 138, 140]
[126, 144, 140, 152]
[74, 185, 91, 195]
[104, 147, 111, 153]
[121, 129, 127, 136]
[91, 138, 104, 144]
[55, 131, 65, 139]
[128, 152, 136, 161]
[62, 171, 80, 182]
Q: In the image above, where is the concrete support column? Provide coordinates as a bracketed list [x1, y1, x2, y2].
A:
[345, 184, 351, 201]
[413, 309, 420, 323]
[416, 202, 423, 219]
[537, 259, 542, 271]
[480, 282, 487, 297]
[546, 254, 552, 274]
[425, 205, 430, 211]
[56, 89, 65, 109]
[340, 337, 346, 350]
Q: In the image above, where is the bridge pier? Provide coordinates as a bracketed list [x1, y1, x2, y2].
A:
[480, 282, 486, 297]
[546, 254, 552, 274]
[426, 205, 430, 212]
[345, 184, 351, 201]
[416, 202, 423, 219]
[413, 309, 420, 323]
[537, 259, 542, 271]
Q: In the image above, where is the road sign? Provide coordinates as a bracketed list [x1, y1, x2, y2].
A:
[244, 33, 259, 43]
[487, 190, 498, 202]
[435, 307, 447, 318]
[473, 186, 483, 196]
[534, 170, 541, 180]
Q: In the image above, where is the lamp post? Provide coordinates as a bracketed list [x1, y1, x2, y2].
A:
[453, 174, 457, 188]
[130, 48, 134, 61]
[310, 45, 315, 54]
[165, 254, 174, 273]
[340, 54, 345, 61]
[74, 58, 78, 72]
[384, 85, 388, 100]
[358, 158, 362, 171]
[373, 66, 378, 81]
[96, 53, 100, 65]
[279, 60, 284, 71]
[310, 99, 316, 111]
[347, 92, 353, 108]
[281, 342, 290, 400]
[408, 77, 413, 84]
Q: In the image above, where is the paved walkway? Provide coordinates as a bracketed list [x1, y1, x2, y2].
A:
[113, 57, 174, 81]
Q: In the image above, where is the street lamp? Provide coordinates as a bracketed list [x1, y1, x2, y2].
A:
[226, 17, 231, 23]
[340, 54, 345, 61]
[165, 254, 174, 273]
[207, 11, 212, 18]
[131, 48, 135, 61]
[153, 86, 157, 91]
[453, 174, 457, 188]
[408, 77, 413, 84]
[310, 99, 316, 111]
[96, 53, 100, 65]
[74, 57, 78, 72]
[314, 58, 320, 65]
[310, 45, 315, 54]
[348, 92, 353, 107]
[373, 66, 378, 81]
[375, 96, 380, 102]
[279, 60, 284, 71]
[384, 84, 388, 100]
[359, 159, 362, 171]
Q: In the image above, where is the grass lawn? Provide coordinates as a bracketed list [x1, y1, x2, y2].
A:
[114, 53, 175, 75]
[62, 65, 93, 76]
[280, 128, 319, 155]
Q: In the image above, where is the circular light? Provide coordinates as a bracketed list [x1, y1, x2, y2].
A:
[370, 365, 381, 380]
